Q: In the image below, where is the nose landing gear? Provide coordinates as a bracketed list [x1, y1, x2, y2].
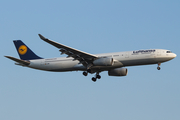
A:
[157, 63, 161, 70]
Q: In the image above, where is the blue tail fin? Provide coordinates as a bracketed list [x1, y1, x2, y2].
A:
[13, 40, 43, 60]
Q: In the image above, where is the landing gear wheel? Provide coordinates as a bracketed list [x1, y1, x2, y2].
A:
[96, 75, 101, 79]
[157, 67, 161, 70]
[83, 71, 88, 76]
[92, 77, 97, 82]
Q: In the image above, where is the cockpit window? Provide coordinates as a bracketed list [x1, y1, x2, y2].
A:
[166, 51, 172, 53]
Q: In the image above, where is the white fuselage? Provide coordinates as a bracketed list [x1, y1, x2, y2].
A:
[28, 49, 176, 72]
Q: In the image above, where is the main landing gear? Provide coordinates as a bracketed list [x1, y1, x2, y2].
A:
[92, 73, 101, 82]
[157, 63, 161, 70]
[82, 71, 101, 82]
[83, 71, 88, 76]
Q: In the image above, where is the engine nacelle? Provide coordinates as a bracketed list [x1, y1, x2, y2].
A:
[93, 57, 114, 66]
[108, 68, 128, 76]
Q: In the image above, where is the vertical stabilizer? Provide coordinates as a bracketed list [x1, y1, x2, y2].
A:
[13, 40, 43, 60]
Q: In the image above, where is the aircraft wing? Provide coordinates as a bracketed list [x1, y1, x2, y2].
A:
[38, 34, 98, 65]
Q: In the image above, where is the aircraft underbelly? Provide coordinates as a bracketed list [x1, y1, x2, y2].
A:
[121, 58, 157, 66]
[121, 57, 171, 66]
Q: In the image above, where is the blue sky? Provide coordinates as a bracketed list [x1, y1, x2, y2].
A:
[1, 0, 180, 120]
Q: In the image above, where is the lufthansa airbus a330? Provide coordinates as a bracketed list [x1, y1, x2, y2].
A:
[5, 34, 177, 82]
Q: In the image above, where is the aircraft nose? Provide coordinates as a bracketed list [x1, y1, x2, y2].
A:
[173, 53, 177, 58]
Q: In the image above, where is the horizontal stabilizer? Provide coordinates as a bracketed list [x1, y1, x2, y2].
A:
[5, 56, 30, 66]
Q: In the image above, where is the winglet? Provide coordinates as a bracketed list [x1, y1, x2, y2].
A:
[38, 34, 48, 40]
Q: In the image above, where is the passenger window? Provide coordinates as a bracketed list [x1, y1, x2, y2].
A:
[113, 55, 119, 57]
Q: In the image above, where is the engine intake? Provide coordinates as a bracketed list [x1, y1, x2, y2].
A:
[108, 68, 128, 76]
[93, 57, 114, 66]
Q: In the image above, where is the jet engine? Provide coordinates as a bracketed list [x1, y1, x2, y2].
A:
[93, 57, 114, 66]
[108, 68, 128, 76]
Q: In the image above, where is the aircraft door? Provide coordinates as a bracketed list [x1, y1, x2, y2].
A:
[125, 52, 129, 58]
[40, 59, 45, 65]
[157, 50, 161, 56]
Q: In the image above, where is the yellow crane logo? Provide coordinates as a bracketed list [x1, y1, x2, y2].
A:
[18, 45, 27, 55]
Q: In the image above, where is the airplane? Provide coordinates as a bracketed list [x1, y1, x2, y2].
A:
[5, 34, 177, 82]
